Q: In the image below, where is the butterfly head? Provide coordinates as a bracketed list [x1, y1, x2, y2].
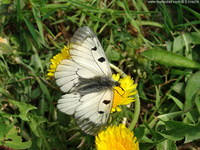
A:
[113, 81, 125, 98]
[114, 81, 120, 87]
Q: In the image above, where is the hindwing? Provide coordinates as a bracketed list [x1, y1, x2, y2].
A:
[57, 89, 113, 135]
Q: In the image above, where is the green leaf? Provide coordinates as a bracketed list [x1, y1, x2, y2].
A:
[142, 49, 200, 69]
[159, 121, 200, 143]
[106, 46, 121, 61]
[195, 93, 200, 114]
[0, 86, 12, 98]
[168, 94, 183, 109]
[189, 32, 200, 45]
[173, 32, 200, 53]
[167, 94, 194, 123]
[157, 111, 183, 121]
[180, 5, 200, 19]
[9, 100, 37, 121]
[31, 46, 44, 72]
[16, 0, 24, 22]
[158, 4, 174, 33]
[156, 139, 177, 150]
[173, 33, 185, 53]
[172, 82, 185, 95]
[0, 122, 13, 141]
[140, 143, 158, 150]
[0, 123, 31, 149]
[36, 77, 51, 101]
[155, 86, 161, 108]
[32, 7, 45, 45]
[29, 115, 47, 137]
[23, 18, 42, 48]
[185, 71, 200, 111]
[134, 127, 145, 140]
[4, 127, 32, 149]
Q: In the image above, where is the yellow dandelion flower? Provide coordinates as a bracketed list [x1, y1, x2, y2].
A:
[111, 74, 138, 112]
[95, 124, 139, 150]
[46, 46, 70, 79]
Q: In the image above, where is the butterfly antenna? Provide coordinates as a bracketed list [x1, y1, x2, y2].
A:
[114, 84, 125, 98]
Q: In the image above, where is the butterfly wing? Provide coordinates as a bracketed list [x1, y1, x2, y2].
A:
[55, 26, 114, 135]
[57, 89, 113, 135]
[70, 26, 112, 77]
[55, 59, 98, 92]
[54, 26, 112, 93]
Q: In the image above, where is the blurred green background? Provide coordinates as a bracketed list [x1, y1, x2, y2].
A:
[1, 0, 200, 149]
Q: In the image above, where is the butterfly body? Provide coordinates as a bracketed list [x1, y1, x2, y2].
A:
[75, 76, 117, 95]
[55, 26, 118, 135]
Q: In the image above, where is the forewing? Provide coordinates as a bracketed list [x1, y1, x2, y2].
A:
[75, 89, 113, 135]
[70, 26, 112, 77]
[55, 59, 97, 93]
[54, 26, 112, 93]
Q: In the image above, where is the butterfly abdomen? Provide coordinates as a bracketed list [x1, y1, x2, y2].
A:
[75, 76, 116, 95]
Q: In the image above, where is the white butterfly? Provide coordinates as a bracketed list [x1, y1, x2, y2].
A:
[54, 26, 119, 135]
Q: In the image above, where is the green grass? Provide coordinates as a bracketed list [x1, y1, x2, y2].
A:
[1, 0, 200, 149]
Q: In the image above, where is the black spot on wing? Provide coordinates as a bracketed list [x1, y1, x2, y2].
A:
[91, 46, 97, 51]
[98, 111, 104, 114]
[103, 100, 111, 105]
[98, 57, 105, 62]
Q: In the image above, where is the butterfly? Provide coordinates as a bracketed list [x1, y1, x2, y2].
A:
[54, 26, 119, 135]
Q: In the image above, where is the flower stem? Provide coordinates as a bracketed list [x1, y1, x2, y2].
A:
[129, 93, 140, 130]
[110, 63, 126, 77]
